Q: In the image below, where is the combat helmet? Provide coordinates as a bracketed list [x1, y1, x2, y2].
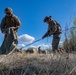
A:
[44, 16, 52, 22]
[4, 7, 13, 14]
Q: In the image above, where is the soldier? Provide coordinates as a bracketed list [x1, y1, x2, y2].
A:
[38, 46, 41, 53]
[0, 7, 21, 54]
[42, 16, 61, 53]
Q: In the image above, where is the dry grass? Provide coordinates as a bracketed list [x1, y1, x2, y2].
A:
[0, 52, 76, 75]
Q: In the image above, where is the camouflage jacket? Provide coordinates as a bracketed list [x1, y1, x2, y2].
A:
[1, 14, 21, 33]
[48, 20, 61, 35]
[42, 20, 61, 39]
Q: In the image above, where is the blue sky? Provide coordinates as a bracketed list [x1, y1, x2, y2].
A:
[0, 0, 76, 49]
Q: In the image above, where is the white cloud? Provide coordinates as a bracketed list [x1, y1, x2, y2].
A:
[30, 45, 37, 48]
[30, 43, 52, 50]
[59, 41, 63, 44]
[18, 34, 35, 44]
[59, 41, 64, 48]
[40, 44, 52, 50]
[18, 44, 25, 48]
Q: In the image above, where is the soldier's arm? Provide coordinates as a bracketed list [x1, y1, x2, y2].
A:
[14, 16, 21, 30]
[1, 18, 6, 33]
[42, 30, 50, 39]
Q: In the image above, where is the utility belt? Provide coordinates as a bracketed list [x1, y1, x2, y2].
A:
[53, 32, 61, 35]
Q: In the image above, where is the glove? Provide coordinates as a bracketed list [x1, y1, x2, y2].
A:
[2, 27, 9, 34]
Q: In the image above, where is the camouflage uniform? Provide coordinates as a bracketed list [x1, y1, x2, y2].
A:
[0, 8, 21, 54]
[42, 20, 61, 52]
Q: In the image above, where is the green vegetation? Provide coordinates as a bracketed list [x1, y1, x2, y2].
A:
[63, 17, 76, 52]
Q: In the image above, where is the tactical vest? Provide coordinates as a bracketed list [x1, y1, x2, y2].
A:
[4, 15, 17, 27]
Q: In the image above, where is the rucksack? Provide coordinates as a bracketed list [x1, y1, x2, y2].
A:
[54, 20, 62, 32]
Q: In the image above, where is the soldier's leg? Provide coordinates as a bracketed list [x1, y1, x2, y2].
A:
[52, 35, 60, 53]
[52, 39, 57, 54]
[5, 28, 18, 54]
[0, 35, 7, 54]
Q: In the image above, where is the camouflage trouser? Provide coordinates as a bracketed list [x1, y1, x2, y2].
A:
[52, 34, 61, 52]
[0, 27, 18, 54]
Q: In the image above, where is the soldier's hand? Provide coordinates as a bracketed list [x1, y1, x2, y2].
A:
[12, 27, 16, 29]
[3, 31, 7, 34]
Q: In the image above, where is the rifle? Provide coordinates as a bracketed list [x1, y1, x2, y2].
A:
[20, 38, 42, 49]
[42, 30, 52, 39]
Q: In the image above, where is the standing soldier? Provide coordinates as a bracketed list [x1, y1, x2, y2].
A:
[42, 16, 61, 53]
[0, 7, 21, 54]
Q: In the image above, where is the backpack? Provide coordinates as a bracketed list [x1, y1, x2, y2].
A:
[54, 20, 62, 33]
